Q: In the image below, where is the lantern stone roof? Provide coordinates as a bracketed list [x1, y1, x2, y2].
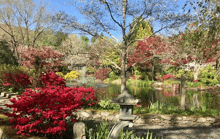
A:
[112, 88, 140, 105]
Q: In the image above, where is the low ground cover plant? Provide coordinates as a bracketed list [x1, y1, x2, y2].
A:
[85, 121, 159, 139]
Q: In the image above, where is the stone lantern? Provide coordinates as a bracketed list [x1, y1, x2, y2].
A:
[112, 88, 140, 121]
[108, 88, 140, 139]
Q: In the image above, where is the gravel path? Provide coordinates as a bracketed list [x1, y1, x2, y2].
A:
[1, 94, 220, 139]
[131, 124, 220, 139]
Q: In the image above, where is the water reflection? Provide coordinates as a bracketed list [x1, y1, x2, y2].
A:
[67, 83, 220, 110]
[92, 84, 220, 110]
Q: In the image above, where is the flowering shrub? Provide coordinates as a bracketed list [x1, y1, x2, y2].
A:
[2, 72, 31, 93]
[4, 85, 97, 136]
[64, 71, 80, 81]
[41, 72, 66, 87]
[94, 68, 110, 81]
[162, 74, 176, 81]
[131, 75, 136, 79]
[55, 72, 64, 78]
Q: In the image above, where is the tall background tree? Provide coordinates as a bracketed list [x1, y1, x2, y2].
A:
[55, 0, 191, 92]
[0, 0, 53, 64]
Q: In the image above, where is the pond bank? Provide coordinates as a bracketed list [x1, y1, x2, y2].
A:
[75, 109, 220, 127]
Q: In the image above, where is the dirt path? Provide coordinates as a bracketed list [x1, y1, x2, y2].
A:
[131, 124, 220, 139]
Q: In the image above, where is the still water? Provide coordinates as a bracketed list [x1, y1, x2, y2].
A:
[67, 83, 220, 110]
[91, 83, 220, 110]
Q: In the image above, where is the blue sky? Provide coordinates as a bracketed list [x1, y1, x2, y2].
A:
[37, 0, 192, 42]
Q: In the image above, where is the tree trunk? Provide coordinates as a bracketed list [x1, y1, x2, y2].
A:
[180, 74, 186, 110]
[121, 48, 127, 93]
[120, 0, 128, 93]
[216, 60, 219, 70]
[193, 64, 200, 81]
[152, 64, 154, 81]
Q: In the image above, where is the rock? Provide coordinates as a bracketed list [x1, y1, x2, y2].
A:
[182, 116, 187, 120]
[197, 118, 207, 123]
[161, 115, 172, 120]
[80, 111, 91, 118]
[135, 118, 145, 124]
[100, 111, 110, 117]
[73, 122, 86, 139]
[0, 128, 10, 139]
[106, 115, 115, 121]
[206, 117, 215, 123]
[93, 114, 101, 119]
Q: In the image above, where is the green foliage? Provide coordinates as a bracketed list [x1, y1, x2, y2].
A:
[86, 67, 97, 74]
[175, 69, 185, 78]
[0, 41, 18, 65]
[64, 71, 80, 81]
[199, 65, 218, 86]
[186, 81, 202, 88]
[35, 30, 68, 47]
[59, 66, 70, 75]
[98, 99, 120, 110]
[108, 71, 119, 81]
[127, 79, 155, 88]
[86, 122, 158, 139]
[55, 72, 64, 77]
[129, 16, 153, 45]
[86, 122, 110, 139]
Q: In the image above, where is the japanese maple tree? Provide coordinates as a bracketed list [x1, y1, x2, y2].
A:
[171, 23, 220, 81]
[128, 36, 173, 80]
[18, 46, 65, 87]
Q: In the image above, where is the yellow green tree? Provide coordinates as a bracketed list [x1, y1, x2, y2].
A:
[129, 17, 153, 45]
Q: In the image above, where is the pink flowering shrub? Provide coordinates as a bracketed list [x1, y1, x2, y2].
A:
[162, 74, 176, 81]
[3, 72, 31, 92]
[4, 85, 98, 136]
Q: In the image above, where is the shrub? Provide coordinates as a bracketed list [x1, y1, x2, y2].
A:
[4, 85, 98, 136]
[55, 72, 64, 78]
[41, 72, 66, 87]
[175, 69, 185, 78]
[2, 72, 31, 93]
[162, 74, 176, 81]
[64, 71, 80, 81]
[86, 67, 97, 74]
[199, 65, 218, 86]
[98, 99, 119, 110]
[108, 71, 119, 81]
[94, 68, 110, 81]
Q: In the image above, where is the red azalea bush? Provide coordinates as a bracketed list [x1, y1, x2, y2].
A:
[3, 72, 31, 92]
[94, 68, 110, 81]
[4, 85, 98, 136]
[41, 72, 66, 87]
[193, 80, 198, 82]
[162, 74, 176, 81]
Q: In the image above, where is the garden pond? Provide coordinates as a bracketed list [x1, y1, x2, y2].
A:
[66, 82, 220, 111]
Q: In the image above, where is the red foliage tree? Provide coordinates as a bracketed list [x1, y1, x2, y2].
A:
[128, 36, 173, 80]
[170, 25, 220, 80]
[18, 46, 64, 71]
[18, 46, 65, 87]
[94, 68, 111, 81]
